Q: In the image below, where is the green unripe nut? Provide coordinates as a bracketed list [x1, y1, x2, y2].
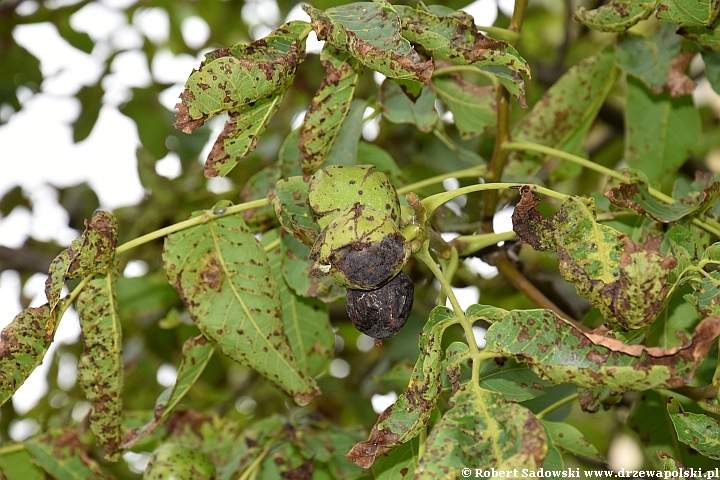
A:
[143, 443, 216, 480]
[308, 165, 400, 229]
[310, 203, 410, 290]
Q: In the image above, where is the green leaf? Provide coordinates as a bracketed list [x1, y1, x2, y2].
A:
[162, 201, 320, 405]
[72, 83, 103, 142]
[356, 141, 405, 187]
[629, 390, 720, 469]
[303, 2, 433, 83]
[617, 23, 681, 93]
[371, 437, 418, 479]
[120, 335, 214, 449]
[0, 446, 44, 480]
[484, 309, 720, 392]
[574, 0, 658, 32]
[512, 193, 677, 330]
[175, 22, 307, 172]
[685, 271, 720, 317]
[657, 0, 720, 27]
[625, 76, 702, 183]
[667, 397, 720, 460]
[239, 165, 280, 229]
[478, 357, 552, 402]
[505, 47, 618, 182]
[646, 287, 701, 349]
[269, 175, 319, 247]
[325, 98, 366, 167]
[346, 306, 457, 468]
[280, 231, 344, 303]
[605, 178, 720, 222]
[25, 428, 108, 480]
[0, 304, 55, 408]
[299, 44, 362, 176]
[703, 50, 720, 93]
[76, 268, 123, 460]
[541, 420, 603, 461]
[680, 23, 720, 49]
[433, 76, 496, 139]
[396, 4, 529, 104]
[661, 225, 697, 286]
[45, 210, 118, 310]
[379, 80, 438, 133]
[417, 388, 546, 472]
[266, 230, 334, 377]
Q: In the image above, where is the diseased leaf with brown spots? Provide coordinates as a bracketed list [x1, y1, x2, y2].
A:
[395, 4, 529, 105]
[484, 309, 720, 392]
[574, 0, 658, 33]
[0, 304, 56, 408]
[540, 420, 604, 462]
[346, 306, 456, 468]
[265, 229, 334, 378]
[299, 44, 363, 177]
[303, 2, 433, 83]
[121, 335, 214, 450]
[24, 428, 109, 480]
[280, 230, 344, 303]
[667, 397, 720, 460]
[656, 0, 720, 27]
[45, 210, 118, 310]
[269, 176, 319, 248]
[77, 267, 123, 460]
[512, 191, 677, 330]
[505, 47, 617, 182]
[605, 178, 720, 223]
[162, 200, 320, 406]
[175, 22, 308, 177]
[417, 388, 546, 475]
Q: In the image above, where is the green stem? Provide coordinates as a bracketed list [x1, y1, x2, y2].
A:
[535, 393, 579, 420]
[415, 242, 481, 380]
[452, 231, 517, 257]
[263, 237, 280, 253]
[509, 0, 529, 32]
[502, 141, 720, 238]
[417, 425, 428, 461]
[0, 443, 25, 455]
[421, 182, 569, 217]
[432, 65, 499, 86]
[396, 165, 487, 195]
[115, 198, 269, 255]
[476, 25, 521, 42]
[238, 445, 272, 480]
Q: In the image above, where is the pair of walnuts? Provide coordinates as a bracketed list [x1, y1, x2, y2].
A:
[307, 165, 414, 339]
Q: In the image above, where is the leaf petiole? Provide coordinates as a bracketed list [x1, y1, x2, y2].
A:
[535, 393, 579, 420]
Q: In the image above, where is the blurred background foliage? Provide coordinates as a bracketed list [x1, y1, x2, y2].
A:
[1, 0, 720, 477]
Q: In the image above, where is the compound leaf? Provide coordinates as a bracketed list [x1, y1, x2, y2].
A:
[76, 268, 123, 460]
[418, 388, 546, 473]
[574, 0, 658, 32]
[346, 306, 456, 468]
[667, 397, 720, 460]
[300, 44, 363, 176]
[121, 335, 214, 449]
[484, 309, 720, 392]
[163, 201, 320, 405]
[304, 2, 432, 83]
[0, 304, 56, 409]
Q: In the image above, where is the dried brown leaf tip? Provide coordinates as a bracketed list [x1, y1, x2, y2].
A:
[345, 429, 400, 468]
[511, 185, 551, 250]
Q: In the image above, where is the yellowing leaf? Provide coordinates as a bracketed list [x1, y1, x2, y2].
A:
[418, 388, 546, 472]
[163, 201, 320, 405]
[667, 397, 720, 460]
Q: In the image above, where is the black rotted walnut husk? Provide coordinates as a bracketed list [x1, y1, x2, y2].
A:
[345, 271, 414, 339]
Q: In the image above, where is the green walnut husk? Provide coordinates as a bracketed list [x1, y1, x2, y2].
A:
[309, 165, 401, 229]
[310, 203, 410, 290]
[144, 444, 216, 480]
